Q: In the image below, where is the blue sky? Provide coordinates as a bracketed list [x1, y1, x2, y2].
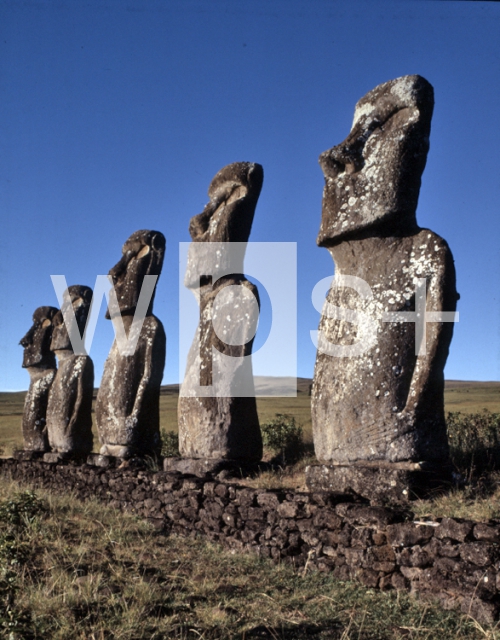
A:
[1, 0, 500, 390]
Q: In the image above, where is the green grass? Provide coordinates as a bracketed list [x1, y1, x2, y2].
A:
[0, 480, 497, 639]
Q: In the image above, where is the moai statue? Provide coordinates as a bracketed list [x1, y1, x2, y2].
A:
[19, 306, 59, 453]
[309, 76, 458, 498]
[46, 286, 94, 457]
[95, 230, 166, 459]
[176, 162, 263, 471]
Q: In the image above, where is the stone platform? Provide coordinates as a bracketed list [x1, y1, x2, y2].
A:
[305, 461, 453, 503]
[163, 457, 256, 478]
[12, 450, 45, 461]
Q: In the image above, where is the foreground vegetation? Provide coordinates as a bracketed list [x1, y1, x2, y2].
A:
[2, 386, 500, 636]
[1, 481, 498, 640]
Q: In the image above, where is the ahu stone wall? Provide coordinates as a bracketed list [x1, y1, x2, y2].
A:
[0, 457, 499, 625]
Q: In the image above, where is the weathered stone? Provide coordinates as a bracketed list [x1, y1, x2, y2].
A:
[391, 572, 410, 590]
[178, 162, 263, 463]
[96, 230, 166, 459]
[256, 492, 282, 510]
[356, 568, 379, 588]
[311, 76, 457, 473]
[372, 532, 387, 546]
[460, 597, 499, 627]
[43, 452, 74, 463]
[386, 522, 435, 547]
[435, 517, 474, 542]
[12, 450, 45, 461]
[277, 501, 300, 518]
[162, 457, 248, 477]
[460, 542, 496, 567]
[473, 523, 500, 542]
[335, 503, 399, 527]
[305, 461, 442, 501]
[47, 286, 94, 456]
[86, 454, 116, 468]
[19, 306, 58, 451]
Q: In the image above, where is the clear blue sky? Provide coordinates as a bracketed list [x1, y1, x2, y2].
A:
[1, 0, 500, 390]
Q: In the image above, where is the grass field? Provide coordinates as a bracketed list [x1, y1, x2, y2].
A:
[3, 383, 500, 636]
[0, 480, 497, 639]
[2, 379, 500, 456]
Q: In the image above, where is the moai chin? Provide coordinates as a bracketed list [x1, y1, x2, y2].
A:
[46, 286, 94, 456]
[177, 162, 263, 465]
[19, 306, 59, 452]
[311, 76, 458, 479]
[95, 230, 166, 459]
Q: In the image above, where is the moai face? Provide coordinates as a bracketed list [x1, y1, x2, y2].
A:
[317, 75, 434, 246]
[184, 162, 263, 290]
[106, 230, 166, 318]
[20, 306, 58, 368]
[51, 285, 93, 352]
[189, 162, 264, 244]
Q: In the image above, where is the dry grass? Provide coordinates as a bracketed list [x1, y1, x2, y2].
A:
[412, 481, 500, 522]
[3, 379, 500, 456]
[1, 480, 497, 639]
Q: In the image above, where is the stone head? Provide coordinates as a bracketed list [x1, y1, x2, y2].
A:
[107, 230, 165, 317]
[184, 163, 263, 290]
[51, 285, 93, 352]
[189, 162, 263, 244]
[20, 306, 59, 368]
[317, 75, 434, 246]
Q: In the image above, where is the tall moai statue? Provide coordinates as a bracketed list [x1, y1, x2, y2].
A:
[96, 230, 166, 459]
[177, 162, 263, 466]
[19, 306, 59, 452]
[309, 76, 458, 497]
[46, 286, 94, 457]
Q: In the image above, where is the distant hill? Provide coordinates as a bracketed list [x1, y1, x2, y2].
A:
[159, 377, 312, 397]
[5, 378, 500, 399]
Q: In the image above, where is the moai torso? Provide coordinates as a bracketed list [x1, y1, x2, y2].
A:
[46, 286, 94, 455]
[312, 75, 458, 466]
[95, 230, 166, 458]
[178, 162, 263, 462]
[96, 314, 165, 457]
[20, 306, 58, 451]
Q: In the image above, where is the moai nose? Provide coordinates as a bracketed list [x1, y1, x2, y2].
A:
[20, 324, 36, 347]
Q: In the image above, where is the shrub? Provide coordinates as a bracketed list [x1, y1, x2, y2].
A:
[161, 429, 180, 457]
[0, 490, 46, 527]
[446, 410, 500, 475]
[0, 491, 45, 636]
[260, 414, 303, 464]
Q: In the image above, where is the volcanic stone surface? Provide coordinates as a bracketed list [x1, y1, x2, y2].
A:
[19, 306, 59, 452]
[178, 162, 263, 463]
[46, 286, 94, 456]
[311, 75, 458, 468]
[95, 230, 166, 459]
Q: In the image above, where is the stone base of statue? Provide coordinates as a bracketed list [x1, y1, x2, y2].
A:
[13, 450, 45, 461]
[86, 453, 117, 468]
[163, 457, 257, 478]
[43, 451, 85, 464]
[305, 461, 453, 503]
[86, 453, 150, 470]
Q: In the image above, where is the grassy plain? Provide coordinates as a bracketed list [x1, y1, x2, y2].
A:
[2, 383, 500, 636]
[0, 481, 497, 639]
[2, 379, 500, 455]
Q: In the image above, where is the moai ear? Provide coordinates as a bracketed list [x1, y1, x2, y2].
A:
[226, 184, 247, 206]
[42, 319, 52, 328]
[137, 245, 151, 259]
